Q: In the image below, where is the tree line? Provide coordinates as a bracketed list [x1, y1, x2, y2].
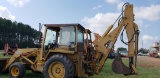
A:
[0, 17, 41, 50]
[116, 47, 149, 53]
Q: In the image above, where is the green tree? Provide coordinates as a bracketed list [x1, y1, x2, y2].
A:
[117, 47, 127, 52]
[138, 48, 148, 53]
[0, 17, 40, 49]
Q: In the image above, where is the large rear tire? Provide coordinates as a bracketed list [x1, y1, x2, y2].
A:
[9, 62, 26, 78]
[44, 54, 74, 78]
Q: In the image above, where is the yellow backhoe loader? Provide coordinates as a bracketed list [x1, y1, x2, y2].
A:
[0, 3, 139, 78]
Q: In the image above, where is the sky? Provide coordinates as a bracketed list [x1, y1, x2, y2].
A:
[0, 0, 160, 50]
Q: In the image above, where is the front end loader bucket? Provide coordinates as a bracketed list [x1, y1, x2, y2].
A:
[112, 52, 132, 74]
[0, 58, 8, 73]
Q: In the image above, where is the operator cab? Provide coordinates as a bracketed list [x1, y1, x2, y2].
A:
[43, 24, 85, 52]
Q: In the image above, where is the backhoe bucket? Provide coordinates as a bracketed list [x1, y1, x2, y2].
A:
[112, 52, 132, 74]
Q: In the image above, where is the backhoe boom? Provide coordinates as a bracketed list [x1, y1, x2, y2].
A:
[93, 3, 139, 74]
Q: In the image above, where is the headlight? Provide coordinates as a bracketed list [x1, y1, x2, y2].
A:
[158, 53, 160, 55]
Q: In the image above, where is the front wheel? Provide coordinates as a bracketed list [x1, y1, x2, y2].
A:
[44, 54, 74, 78]
[9, 62, 26, 78]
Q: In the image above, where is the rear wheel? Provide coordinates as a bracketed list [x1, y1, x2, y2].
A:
[44, 54, 74, 78]
[9, 62, 26, 78]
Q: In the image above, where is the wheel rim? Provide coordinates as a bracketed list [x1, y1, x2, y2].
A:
[48, 62, 65, 78]
[11, 67, 19, 76]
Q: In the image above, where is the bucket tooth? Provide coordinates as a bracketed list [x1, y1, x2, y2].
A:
[112, 52, 132, 75]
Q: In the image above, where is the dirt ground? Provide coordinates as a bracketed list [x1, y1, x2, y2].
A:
[137, 56, 160, 68]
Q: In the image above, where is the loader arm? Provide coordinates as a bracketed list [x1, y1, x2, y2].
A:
[2, 48, 38, 72]
[93, 3, 139, 74]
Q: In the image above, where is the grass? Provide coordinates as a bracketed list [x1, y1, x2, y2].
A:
[0, 58, 160, 78]
[0, 50, 12, 58]
[0, 71, 44, 78]
[84, 59, 160, 78]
